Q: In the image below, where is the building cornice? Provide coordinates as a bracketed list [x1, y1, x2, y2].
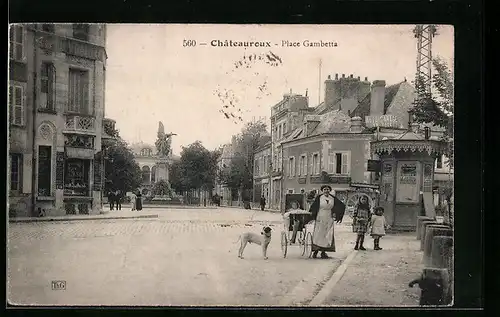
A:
[370, 139, 447, 156]
[281, 133, 374, 148]
[28, 27, 107, 62]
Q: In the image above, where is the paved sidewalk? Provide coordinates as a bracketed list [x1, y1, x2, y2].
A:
[319, 232, 423, 307]
[220, 204, 281, 213]
[9, 211, 159, 223]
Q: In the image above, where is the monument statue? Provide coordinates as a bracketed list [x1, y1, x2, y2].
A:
[155, 121, 177, 158]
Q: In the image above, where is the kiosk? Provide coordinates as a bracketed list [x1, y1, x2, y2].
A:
[370, 129, 447, 231]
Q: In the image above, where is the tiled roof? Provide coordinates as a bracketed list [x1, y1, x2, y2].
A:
[350, 82, 404, 119]
[283, 80, 413, 142]
[309, 110, 352, 135]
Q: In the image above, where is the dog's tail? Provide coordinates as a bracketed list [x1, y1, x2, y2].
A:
[234, 235, 241, 244]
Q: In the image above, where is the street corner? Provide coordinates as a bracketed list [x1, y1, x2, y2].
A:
[318, 238, 423, 307]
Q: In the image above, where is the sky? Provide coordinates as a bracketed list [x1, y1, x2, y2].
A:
[105, 24, 454, 155]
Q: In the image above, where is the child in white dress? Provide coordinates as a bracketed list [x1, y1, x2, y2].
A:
[370, 206, 389, 250]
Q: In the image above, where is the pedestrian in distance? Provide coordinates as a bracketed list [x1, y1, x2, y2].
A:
[130, 191, 137, 211]
[369, 206, 388, 250]
[115, 190, 122, 211]
[260, 195, 266, 211]
[352, 195, 371, 250]
[108, 190, 116, 211]
[136, 191, 143, 211]
[308, 185, 346, 259]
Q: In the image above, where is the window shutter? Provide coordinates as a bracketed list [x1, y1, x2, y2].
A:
[83, 72, 90, 114]
[9, 86, 13, 123]
[68, 71, 75, 112]
[342, 152, 349, 174]
[13, 86, 24, 125]
[22, 154, 32, 194]
[328, 153, 335, 173]
[309, 154, 314, 175]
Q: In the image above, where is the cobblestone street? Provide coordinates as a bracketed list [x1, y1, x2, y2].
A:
[8, 207, 355, 306]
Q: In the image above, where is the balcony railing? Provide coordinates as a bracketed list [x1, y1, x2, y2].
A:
[34, 30, 106, 62]
[64, 115, 96, 133]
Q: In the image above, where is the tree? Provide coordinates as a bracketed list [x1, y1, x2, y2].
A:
[409, 57, 454, 226]
[409, 56, 454, 167]
[177, 141, 220, 193]
[104, 138, 142, 194]
[219, 120, 269, 200]
[169, 160, 186, 194]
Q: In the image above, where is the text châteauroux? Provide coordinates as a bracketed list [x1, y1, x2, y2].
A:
[210, 40, 338, 47]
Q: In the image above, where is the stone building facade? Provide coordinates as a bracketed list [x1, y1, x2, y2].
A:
[252, 142, 271, 205]
[128, 142, 170, 197]
[255, 73, 452, 212]
[8, 23, 114, 217]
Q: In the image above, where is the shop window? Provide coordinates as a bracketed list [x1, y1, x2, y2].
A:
[64, 159, 89, 196]
[37, 146, 52, 196]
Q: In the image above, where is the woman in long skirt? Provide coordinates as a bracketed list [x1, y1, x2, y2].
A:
[308, 185, 346, 259]
[136, 191, 143, 211]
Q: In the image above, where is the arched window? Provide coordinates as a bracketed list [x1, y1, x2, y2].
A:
[141, 148, 152, 156]
[151, 165, 157, 183]
[142, 165, 151, 183]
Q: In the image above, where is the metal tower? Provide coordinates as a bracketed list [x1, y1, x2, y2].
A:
[413, 25, 438, 94]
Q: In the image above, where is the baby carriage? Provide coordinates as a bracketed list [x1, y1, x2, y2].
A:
[280, 194, 315, 258]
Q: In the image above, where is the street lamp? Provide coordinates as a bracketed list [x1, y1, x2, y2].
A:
[100, 145, 114, 210]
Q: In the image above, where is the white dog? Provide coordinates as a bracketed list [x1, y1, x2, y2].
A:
[236, 226, 272, 260]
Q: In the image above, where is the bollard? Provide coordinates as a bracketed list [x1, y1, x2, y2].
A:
[431, 236, 454, 273]
[420, 221, 438, 250]
[421, 223, 449, 252]
[423, 226, 453, 266]
[409, 268, 451, 306]
[417, 216, 434, 240]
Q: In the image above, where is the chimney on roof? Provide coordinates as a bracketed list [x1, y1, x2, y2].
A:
[335, 73, 339, 80]
[370, 80, 386, 116]
[349, 116, 363, 133]
[350, 74, 353, 78]
[357, 76, 360, 80]
[324, 73, 340, 108]
[305, 88, 308, 97]
[342, 74, 345, 78]
[364, 77, 368, 81]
